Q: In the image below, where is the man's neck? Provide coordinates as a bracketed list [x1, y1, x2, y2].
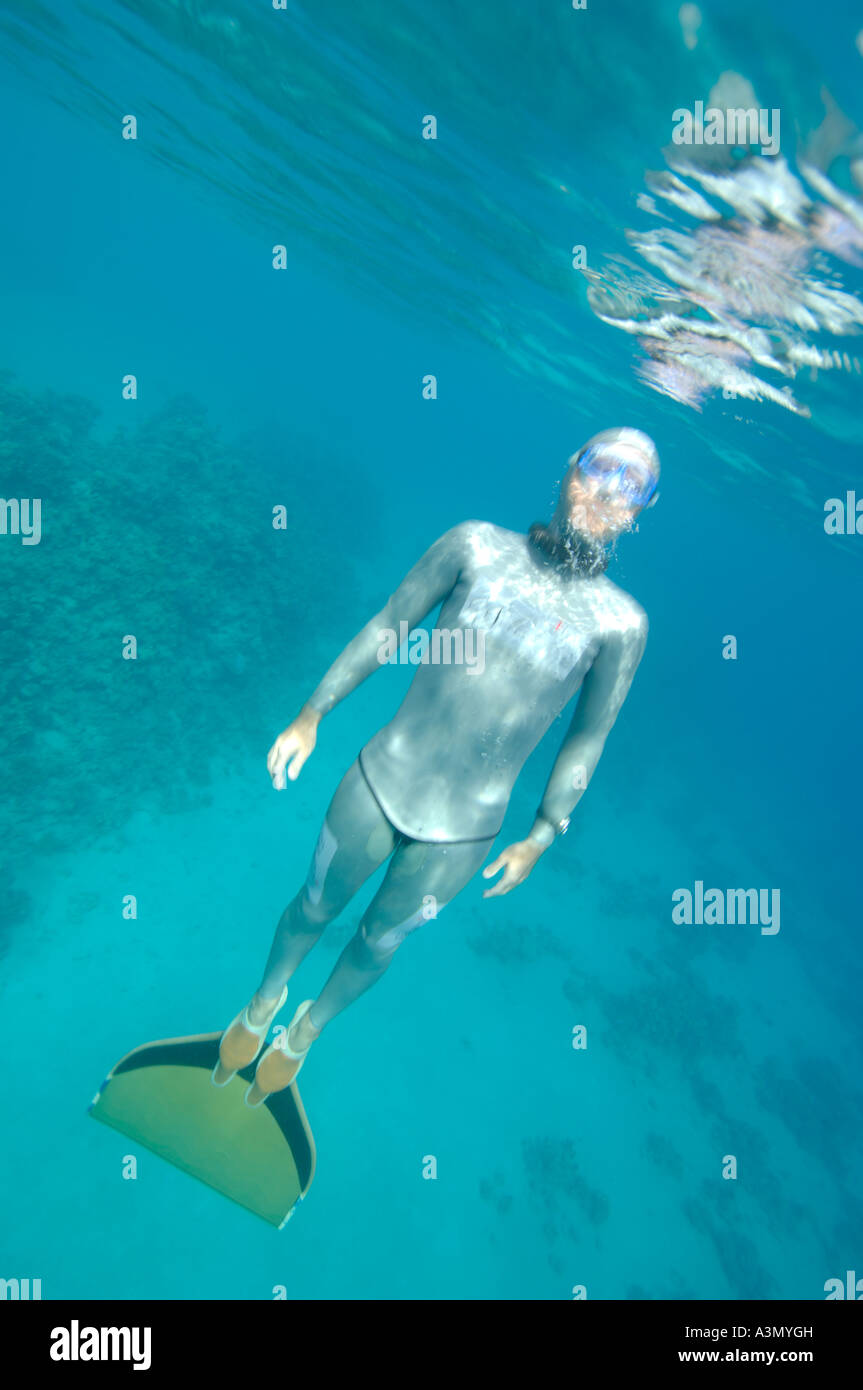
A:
[528, 521, 609, 576]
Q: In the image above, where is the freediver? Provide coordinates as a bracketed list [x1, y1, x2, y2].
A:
[213, 427, 660, 1107]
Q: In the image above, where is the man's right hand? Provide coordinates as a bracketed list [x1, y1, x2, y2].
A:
[267, 705, 321, 788]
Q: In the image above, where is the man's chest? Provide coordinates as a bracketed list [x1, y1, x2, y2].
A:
[449, 570, 599, 682]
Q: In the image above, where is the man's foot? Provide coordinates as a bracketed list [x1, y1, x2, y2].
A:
[212, 985, 288, 1086]
[245, 1000, 320, 1107]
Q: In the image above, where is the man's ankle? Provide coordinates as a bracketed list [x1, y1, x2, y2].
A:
[248, 992, 278, 1025]
[291, 1016, 319, 1050]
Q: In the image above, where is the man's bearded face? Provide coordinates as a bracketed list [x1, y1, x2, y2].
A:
[560, 466, 642, 544]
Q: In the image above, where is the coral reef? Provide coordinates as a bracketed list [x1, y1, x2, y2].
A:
[465, 920, 571, 965]
[1, 886, 33, 956]
[683, 1184, 778, 1298]
[478, 1169, 513, 1217]
[642, 1129, 685, 1180]
[0, 375, 374, 889]
[561, 955, 744, 1079]
[753, 1054, 863, 1182]
[522, 1135, 610, 1260]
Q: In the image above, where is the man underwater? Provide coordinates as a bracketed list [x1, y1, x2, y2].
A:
[213, 426, 659, 1106]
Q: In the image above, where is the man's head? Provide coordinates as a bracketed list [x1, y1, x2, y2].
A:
[530, 427, 660, 575]
[562, 427, 660, 541]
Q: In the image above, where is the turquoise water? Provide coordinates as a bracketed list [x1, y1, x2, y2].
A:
[1, 0, 862, 1300]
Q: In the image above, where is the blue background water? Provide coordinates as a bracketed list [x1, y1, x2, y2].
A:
[1, 0, 861, 1300]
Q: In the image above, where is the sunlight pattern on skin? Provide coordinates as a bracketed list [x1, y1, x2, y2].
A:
[465, 521, 642, 635]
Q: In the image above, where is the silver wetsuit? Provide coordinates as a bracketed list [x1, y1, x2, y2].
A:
[308, 520, 647, 843]
[258, 520, 647, 1031]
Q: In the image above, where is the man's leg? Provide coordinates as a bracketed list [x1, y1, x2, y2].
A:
[217, 759, 398, 1081]
[297, 832, 494, 1041]
[252, 758, 398, 1016]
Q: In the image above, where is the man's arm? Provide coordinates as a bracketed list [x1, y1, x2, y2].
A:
[527, 610, 648, 849]
[304, 522, 469, 717]
[269, 522, 471, 787]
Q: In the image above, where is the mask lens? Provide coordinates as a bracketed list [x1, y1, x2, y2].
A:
[580, 445, 656, 505]
[580, 447, 618, 478]
[619, 464, 655, 504]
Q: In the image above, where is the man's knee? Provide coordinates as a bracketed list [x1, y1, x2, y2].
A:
[285, 889, 332, 931]
[354, 920, 402, 967]
[360, 903, 431, 961]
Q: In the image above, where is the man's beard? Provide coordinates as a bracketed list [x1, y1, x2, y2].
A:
[528, 520, 610, 576]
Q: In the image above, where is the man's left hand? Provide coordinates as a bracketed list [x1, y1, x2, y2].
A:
[481, 839, 545, 898]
